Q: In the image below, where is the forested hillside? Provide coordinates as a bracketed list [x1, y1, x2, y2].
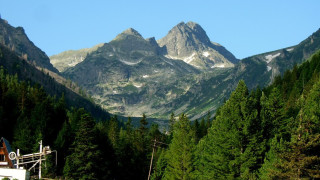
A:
[0, 44, 109, 121]
[0, 16, 319, 180]
[1, 50, 319, 179]
[151, 50, 320, 179]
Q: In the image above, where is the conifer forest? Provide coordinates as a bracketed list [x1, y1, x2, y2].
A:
[1, 47, 320, 179]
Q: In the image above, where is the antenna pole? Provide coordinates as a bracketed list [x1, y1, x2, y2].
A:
[17, 149, 20, 169]
[39, 140, 42, 179]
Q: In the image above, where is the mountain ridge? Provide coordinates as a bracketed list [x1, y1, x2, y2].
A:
[50, 22, 320, 121]
[51, 21, 238, 72]
[0, 18, 59, 73]
[62, 27, 201, 117]
[169, 28, 320, 120]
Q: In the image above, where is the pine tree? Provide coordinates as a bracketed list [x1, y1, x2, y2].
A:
[193, 119, 200, 142]
[95, 121, 117, 179]
[260, 88, 288, 141]
[194, 80, 264, 179]
[164, 114, 196, 180]
[54, 120, 72, 175]
[107, 115, 119, 148]
[151, 149, 168, 180]
[259, 136, 286, 179]
[272, 80, 320, 179]
[63, 112, 100, 180]
[139, 113, 148, 133]
[169, 112, 175, 134]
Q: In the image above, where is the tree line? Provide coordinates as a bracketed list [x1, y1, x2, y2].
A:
[1, 50, 320, 179]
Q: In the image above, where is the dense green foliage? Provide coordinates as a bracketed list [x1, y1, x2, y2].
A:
[1, 51, 320, 179]
[150, 50, 320, 179]
[164, 114, 195, 180]
[1, 17, 320, 179]
[0, 66, 167, 179]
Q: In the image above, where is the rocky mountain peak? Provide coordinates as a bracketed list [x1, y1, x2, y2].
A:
[186, 21, 211, 45]
[114, 28, 143, 41]
[146, 37, 160, 48]
[158, 22, 206, 57]
[157, 21, 237, 69]
[122, 28, 142, 37]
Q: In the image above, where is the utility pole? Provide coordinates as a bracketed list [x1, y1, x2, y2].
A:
[147, 139, 168, 180]
[147, 139, 157, 180]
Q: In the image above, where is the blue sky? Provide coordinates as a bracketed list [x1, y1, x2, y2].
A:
[0, 0, 319, 59]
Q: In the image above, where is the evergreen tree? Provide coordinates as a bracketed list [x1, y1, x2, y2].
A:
[194, 80, 264, 179]
[95, 121, 117, 179]
[193, 119, 200, 142]
[164, 114, 195, 180]
[63, 112, 100, 180]
[12, 115, 33, 153]
[272, 80, 320, 179]
[169, 112, 175, 134]
[54, 120, 72, 175]
[107, 115, 119, 148]
[139, 113, 148, 133]
[151, 149, 168, 180]
[260, 88, 288, 141]
[199, 117, 207, 139]
[259, 136, 286, 179]
[149, 123, 163, 142]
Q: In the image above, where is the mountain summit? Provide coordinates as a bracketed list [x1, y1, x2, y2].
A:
[158, 21, 238, 69]
[113, 28, 144, 41]
[51, 22, 239, 118]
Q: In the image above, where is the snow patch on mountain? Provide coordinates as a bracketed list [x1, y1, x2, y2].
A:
[267, 66, 272, 72]
[286, 48, 294, 52]
[184, 53, 196, 63]
[165, 53, 196, 64]
[211, 64, 225, 68]
[119, 58, 142, 65]
[134, 84, 142, 88]
[203, 51, 210, 57]
[265, 53, 281, 63]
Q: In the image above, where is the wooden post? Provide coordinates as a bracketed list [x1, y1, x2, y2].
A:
[148, 139, 156, 180]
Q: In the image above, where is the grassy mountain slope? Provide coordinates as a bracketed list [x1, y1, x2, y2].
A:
[50, 43, 104, 72]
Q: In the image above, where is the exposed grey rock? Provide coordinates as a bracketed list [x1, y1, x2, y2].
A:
[54, 23, 320, 122]
[62, 27, 200, 117]
[0, 18, 59, 73]
[158, 21, 238, 69]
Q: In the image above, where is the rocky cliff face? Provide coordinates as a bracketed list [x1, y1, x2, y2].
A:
[62, 28, 200, 117]
[53, 22, 238, 73]
[158, 21, 238, 69]
[50, 43, 104, 72]
[0, 19, 58, 73]
[55, 22, 320, 121]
